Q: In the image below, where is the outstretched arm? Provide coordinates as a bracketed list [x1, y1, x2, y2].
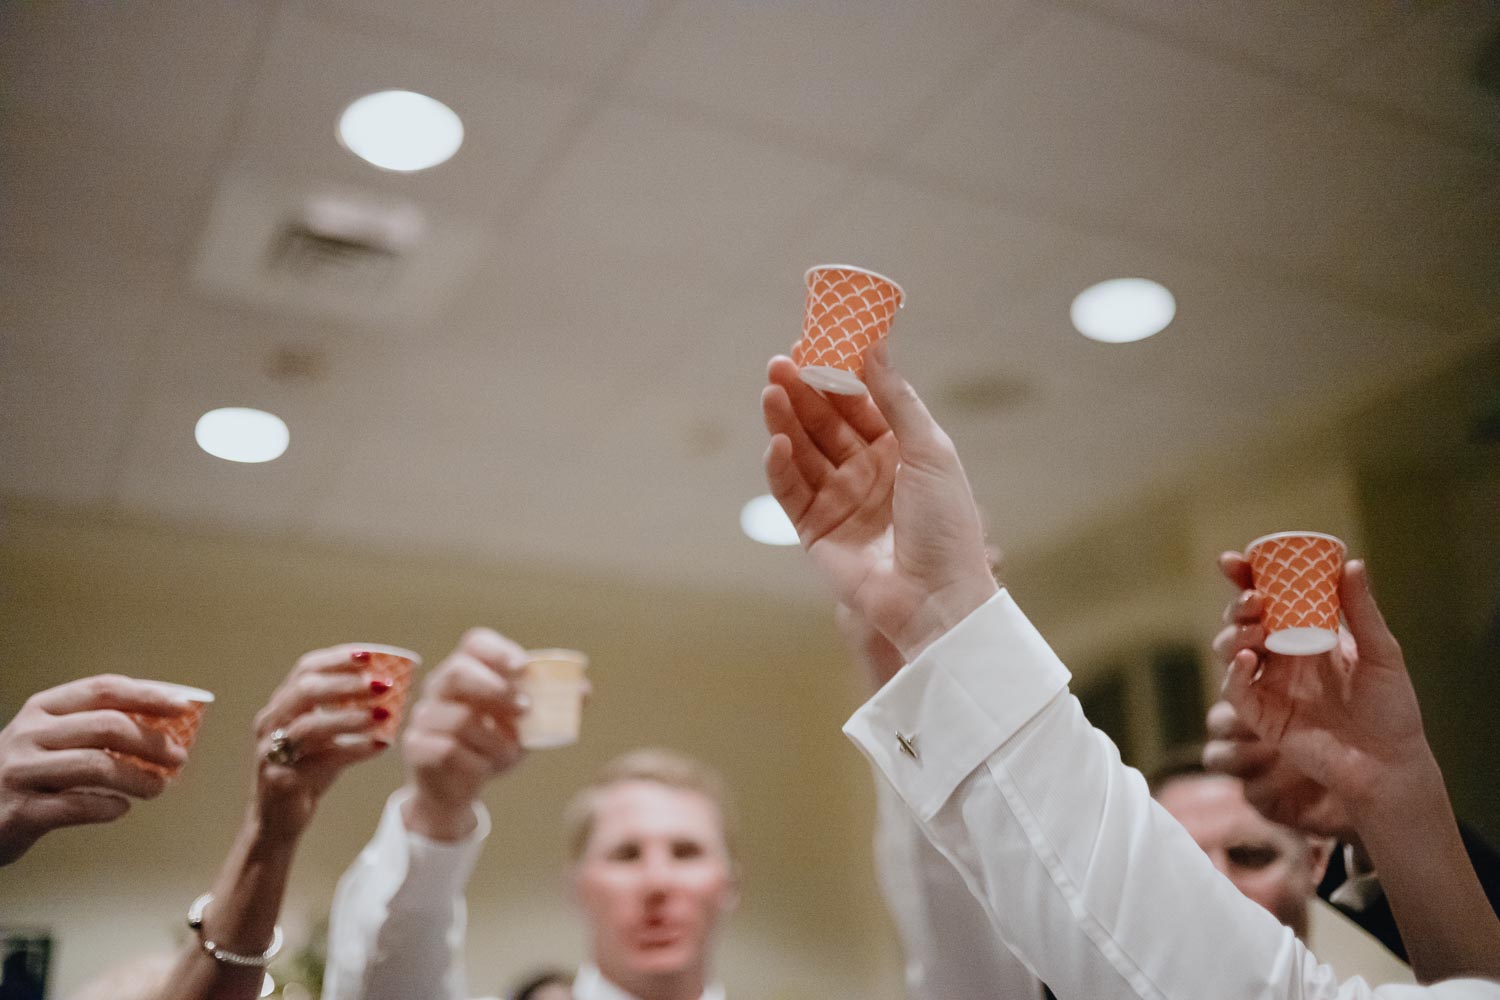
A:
[323, 628, 527, 1000]
[1219, 560, 1500, 984]
[162, 645, 392, 1000]
[763, 346, 1498, 999]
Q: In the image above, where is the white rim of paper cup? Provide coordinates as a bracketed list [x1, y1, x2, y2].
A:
[141, 681, 216, 704]
[1244, 531, 1348, 558]
[1265, 627, 1340, 656]
[348, 643, 423, 666]
[799, 365, 869, 396]
[803, 264, 906, 309]
[526, 648, 589, 668]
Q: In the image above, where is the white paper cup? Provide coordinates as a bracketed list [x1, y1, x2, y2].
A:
[517, 649, 588, 749]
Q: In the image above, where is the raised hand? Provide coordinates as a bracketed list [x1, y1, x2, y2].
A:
[250, 646, 395, 837]
[1218, 558, 1428, 819]
[401, 627, 529, 840]
[0, 675, 192, 866]
[1204, 552, 1359, 838]
[762, 345, 996, 663]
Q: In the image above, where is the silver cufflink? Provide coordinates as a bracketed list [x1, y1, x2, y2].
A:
[896, 730, 918, 760]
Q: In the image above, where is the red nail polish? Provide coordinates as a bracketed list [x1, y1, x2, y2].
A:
[372, 706, 390, 722]
[370, 678, 392, 694]
[352, 651, 371, 663]
[373, 739, 390, 750]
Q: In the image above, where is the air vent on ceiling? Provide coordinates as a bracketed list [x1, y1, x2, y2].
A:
[192, 174, 491, 328]
[265, 196, 423, 290]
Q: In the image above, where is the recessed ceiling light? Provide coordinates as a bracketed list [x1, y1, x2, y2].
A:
[195, 407, 290, 464]
[338, 90, 464, 173]
[740, 494, 800, 546]
[1070, 278, 1176, 343]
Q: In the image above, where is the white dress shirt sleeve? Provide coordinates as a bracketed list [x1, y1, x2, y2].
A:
[873, 774, 1045, 999]
[845, 590, 1500, 1000]
[321, 789, 491, 1000]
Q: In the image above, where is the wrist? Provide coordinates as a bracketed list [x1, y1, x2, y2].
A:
[1343, 743, 1446, 832]
[402, 786, 479, 842]
[893, 577, 999, 661]
[237, 808, 302, 860]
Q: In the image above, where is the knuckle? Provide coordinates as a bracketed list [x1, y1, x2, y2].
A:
[88, 674, 126, 699]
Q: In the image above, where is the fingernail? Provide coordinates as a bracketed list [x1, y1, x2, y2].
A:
[372, 706, 390, 722]
[515, 694, 532, 711]
[372, 739, 390, 750]
[352, 651, 371, 663]
[369, 678, 392, 694]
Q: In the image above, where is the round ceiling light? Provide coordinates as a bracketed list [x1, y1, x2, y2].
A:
[195, 407, 290, 464]
[1070, 278, 1176, 343]
[740, 494, 800, 546]
[338, 90, 464, 173]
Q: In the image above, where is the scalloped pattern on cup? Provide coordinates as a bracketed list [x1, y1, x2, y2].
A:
[1248, 535, 1344, 638]
[348, 649, 417, 740]
[795, 268, 902, 384]
[112, 703, 208, 778]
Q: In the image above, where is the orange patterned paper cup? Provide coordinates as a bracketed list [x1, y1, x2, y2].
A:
[517, 649, 588, 750]
[795, 265, 905, 396]
[1245, 532, 1348, 655]
[116, 682, 215, 778]
[343, 644, 421, 742]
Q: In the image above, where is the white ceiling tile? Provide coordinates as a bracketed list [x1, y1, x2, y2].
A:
[108, 297, 372, 533]
[312, 0, 661, 87]
[619, 0, 1036, 157]
[0, 0, 269, 153]
[1129, 95, 1496, 317]
[508, 104, 849, 285]
[0, 320, 154, 509]
[904, 7, 1286, 213]
[0, 113, 214, 272]
[228, 5, 586, 220]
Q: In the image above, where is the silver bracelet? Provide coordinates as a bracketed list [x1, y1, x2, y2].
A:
[186, 892, 284, 968]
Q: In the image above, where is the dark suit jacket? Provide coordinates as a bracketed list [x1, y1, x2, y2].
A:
[1319, 820, 1500, 962]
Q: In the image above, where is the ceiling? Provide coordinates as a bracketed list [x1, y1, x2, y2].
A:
[2, 0, 1497, 599]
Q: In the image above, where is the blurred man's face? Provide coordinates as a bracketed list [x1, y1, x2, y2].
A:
[1156, 773, 1331, 939]
[573, 780, 737, 994]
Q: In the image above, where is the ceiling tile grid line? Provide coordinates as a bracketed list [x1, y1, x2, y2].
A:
[1053, 0, 1500, 159]
[99, 0, 289, 517]
[490, 0, 685, 232]
[654, 2, 1059, 297]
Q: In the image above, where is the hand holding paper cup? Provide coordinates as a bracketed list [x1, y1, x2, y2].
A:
[794, 264, 904, 395]
[340, 644, 421, 742]
[1245, 531, 1348, 655]
[517, 649, 588, 749]
[114, 682, 215, 778]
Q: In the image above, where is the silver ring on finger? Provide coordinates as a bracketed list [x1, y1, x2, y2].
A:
[266, 728, 299, 766]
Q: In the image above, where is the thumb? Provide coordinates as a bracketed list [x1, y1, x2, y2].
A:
[1339, 560, 1403, 667]
[863, 340, 942, 452]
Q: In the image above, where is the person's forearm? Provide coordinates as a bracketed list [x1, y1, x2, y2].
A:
[1350, 751, 1500, 984]
[160, 809, 299, 1000]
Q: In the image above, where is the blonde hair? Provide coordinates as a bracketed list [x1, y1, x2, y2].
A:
[564, 748, 736, 863]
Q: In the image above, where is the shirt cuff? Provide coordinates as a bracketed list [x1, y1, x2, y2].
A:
[843, 589, 1070, 822]
[377, 788, 492, 911]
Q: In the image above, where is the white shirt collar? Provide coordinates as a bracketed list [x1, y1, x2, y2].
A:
[571, 964, 725, 1000]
